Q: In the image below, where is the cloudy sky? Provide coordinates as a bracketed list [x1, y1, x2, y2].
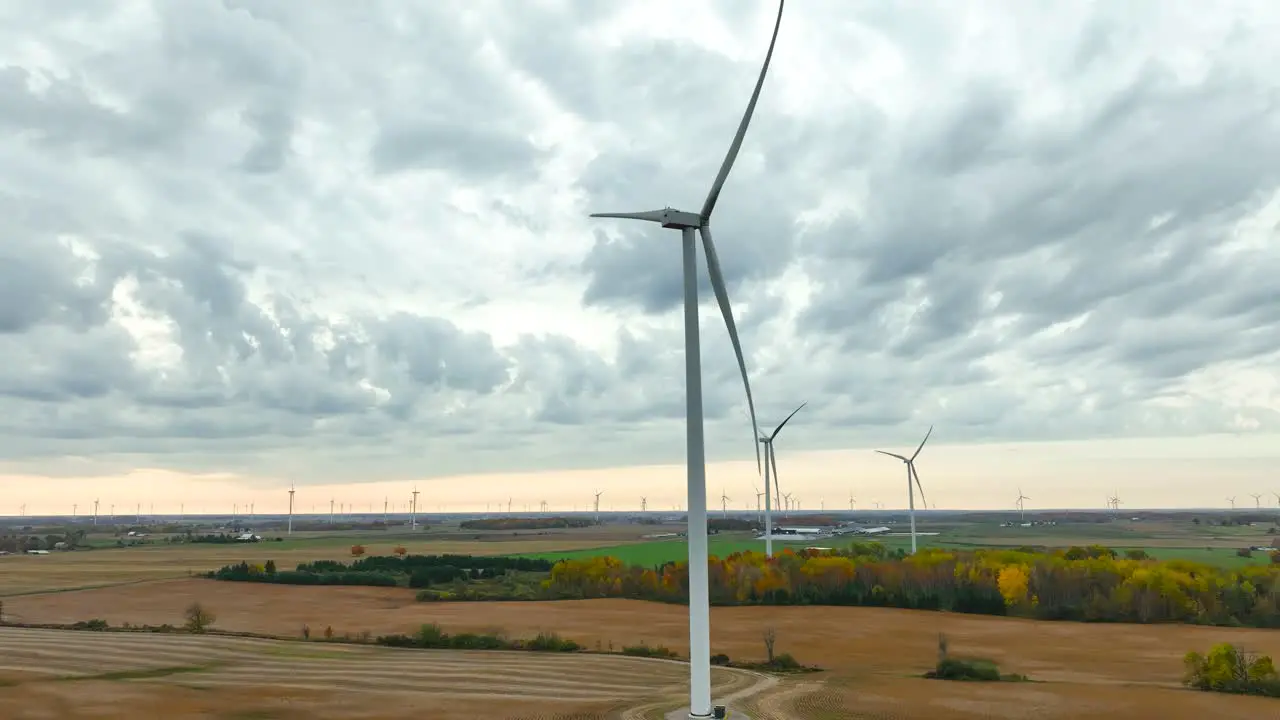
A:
[2, 0, 1278, 515]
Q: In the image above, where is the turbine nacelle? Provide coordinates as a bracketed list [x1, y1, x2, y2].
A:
[589, 208, 702, 230]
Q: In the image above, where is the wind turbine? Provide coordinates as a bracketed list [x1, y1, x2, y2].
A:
[720, 490, 730, 517]
[411, 487, 420, 530]
[753, 485, 763, 522]
[875, 426, 933, 554]
[1227, 496, 1237, 510]
[72, 503, 77, 518]
[329, 498, 335, 524]
[848, 492, 856, 512]
[758, 402, 805, 558]
[1273, 492, 1280, 508]
[1251, 493, 1262, 509]
[1015, 488, 1030, 523]
[93, 499, 99, 526]
[641, 497, 648, 513]
[287, 484, 295, 535]
[586, 3, 783, 716]
[593, 491, 603, 524]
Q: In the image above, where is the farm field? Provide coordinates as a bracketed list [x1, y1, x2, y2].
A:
[0, 525, 652, 596]
[6, 578, 1280, 718]
[0, 625, 757, 719]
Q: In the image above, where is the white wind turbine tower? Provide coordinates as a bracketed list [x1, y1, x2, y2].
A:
[848, 492, 856, 512]
[720, 489, 730, 517]
[287, 484, 295, 535]
[875, 426, 933, 554]
[753, 485, 764, 523]
[1015, 488, 1030, 523]
[1251, 493, 1262, 509]
[641, 497, 648, 513]
[593, 491, 603, 524]
[1273, 492, 1280, 508]
[586, 4, 783, 716]
[93, 499, 99, 525]
[1227, 496, 1237, 510]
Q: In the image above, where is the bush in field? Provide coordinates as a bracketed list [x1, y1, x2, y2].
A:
[393, 545, 407, 557]
[926, 633, 1026, 682]
[1184, 643, 1280, 697]
[351, 544, 366, 557]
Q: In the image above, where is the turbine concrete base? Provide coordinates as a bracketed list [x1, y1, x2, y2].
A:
[665, 707, 746, 720]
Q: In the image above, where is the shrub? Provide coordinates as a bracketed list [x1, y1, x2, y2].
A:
[351, 544, 366, 557]
[72, 618, 110, 631]
[525, 632, 580, 652]
[1123, 549, 1151, 561]
[1237, 548, 1253, 558]
[622, 643, 678, 659]
[710, 653, 730, 666]
[1184, 643, 1280, 697]
[928, 657, 1001, 681]
[393, 545, 407, 557]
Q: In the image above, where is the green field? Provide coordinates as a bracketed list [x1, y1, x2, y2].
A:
[524, 534, 1275, 569]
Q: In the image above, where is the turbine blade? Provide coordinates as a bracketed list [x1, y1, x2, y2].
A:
[910, 463, 928, 509]
[770, 443, 782, 500]
[910, 424, 934, 462]
[699, 0, 785, 222]
[769, 401, 808, 440]
[589, 210, 670, 223]
[699, 225, 761, 474]
[875, 450, 908, 461]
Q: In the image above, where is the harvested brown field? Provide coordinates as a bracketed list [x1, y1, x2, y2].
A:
[0, 626, 755, 719]
[0, 531, 638, 596]
[7, 578, 1280, 718]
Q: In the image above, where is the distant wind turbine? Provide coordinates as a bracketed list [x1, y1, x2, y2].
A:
[640, 497, 648, 513]
[848, 492, 856, 512]
[1251, 493, 1262, 509]
[411, 487, 420, 530]
[287, 484, 295, 535]
[587, 2, 785, 714]
[593, 490, 603, 524]
[720, 489, 730, 517]
[1227, 496, 1237, 510]
[875, 426, 933, 554]
[72, 503, 77, 518]
[1015, 488, 1030, 523]
[93, 499, 99, 526]
[1273, 492, 1280, 508]
[759, 402, 805, 557]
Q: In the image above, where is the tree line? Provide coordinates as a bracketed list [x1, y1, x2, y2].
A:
[542, 544, 1280, 628]
[459, 517, 595, 530]
[208, 554, 553, 589]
